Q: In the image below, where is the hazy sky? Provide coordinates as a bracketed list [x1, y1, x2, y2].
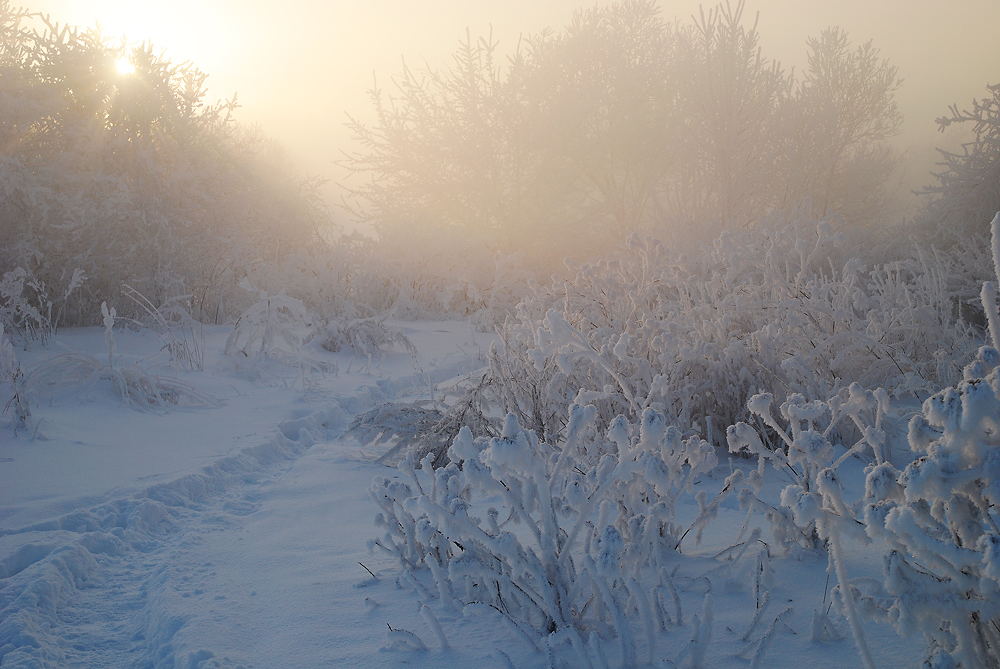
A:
[20, 0, 1000, 222]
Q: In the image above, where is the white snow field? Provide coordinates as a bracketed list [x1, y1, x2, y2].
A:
[1, 321, 925, 668]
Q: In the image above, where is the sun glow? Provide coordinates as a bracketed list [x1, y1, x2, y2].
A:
[115, 57, 135, 75]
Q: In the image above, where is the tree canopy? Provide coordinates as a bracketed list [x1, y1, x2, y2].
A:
[342, 0, 903, 266]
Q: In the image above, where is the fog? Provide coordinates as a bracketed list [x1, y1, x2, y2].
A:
[7, 5, 1000, 666]
[20, 0, 1000, 226]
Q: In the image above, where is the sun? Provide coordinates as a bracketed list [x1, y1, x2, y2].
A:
[115, 57, 135, 75]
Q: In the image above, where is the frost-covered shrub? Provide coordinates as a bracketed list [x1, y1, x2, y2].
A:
[0, 267, 49, 343]
[722, 211, 979, 398]
[319, 316, 415, 357]
[0, 321, 30, 431]
[370, 408, 720, 659]
[223, 291, 311, 376]
[221, 281, 417, 376]
[345, 403, 446, 466]
[484, 233, 749, 444]
[728, 385, 890, 551]
[487, 211, 978, 448]
[863, 213, 1000, 667]
[0, 266, 86, 344]
[727, 385, 893, 669]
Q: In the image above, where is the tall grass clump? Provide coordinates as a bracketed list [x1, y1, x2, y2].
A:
[28, 303, 219, 410]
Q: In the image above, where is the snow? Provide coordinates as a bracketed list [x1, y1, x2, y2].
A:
[0, 320, 928, 667]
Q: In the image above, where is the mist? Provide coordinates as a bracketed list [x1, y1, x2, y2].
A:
[22, 0, 1000, 228]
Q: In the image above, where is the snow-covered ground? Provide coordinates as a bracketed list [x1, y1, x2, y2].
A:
[1, 321, 924, 668]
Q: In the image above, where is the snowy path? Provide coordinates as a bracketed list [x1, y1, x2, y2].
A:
[1, 400, 345, 667]
[1, 402, 527, 667]
[0, 322, 495, 668]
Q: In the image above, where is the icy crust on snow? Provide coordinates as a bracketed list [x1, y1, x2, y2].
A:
[0, 402, 349, 668]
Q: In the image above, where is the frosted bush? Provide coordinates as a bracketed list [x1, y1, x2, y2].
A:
[0, 266, 82, 344]
[370, 407, 721, 660]
[0, 267, 49, 343]
[344, 402, 444, 466]
[862, 213, 1000, 667]
[349, 373, 500, 467]
[319, 316, 415, 358]
[0, 321, 30, 431]
[224, 291, 310, 366]
[728, 386, 888, 548]
[485, 210, 979, 449]
[727, 384, 895, 668]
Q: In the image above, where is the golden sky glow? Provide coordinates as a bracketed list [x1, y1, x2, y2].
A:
[20, 0, 1000, 221]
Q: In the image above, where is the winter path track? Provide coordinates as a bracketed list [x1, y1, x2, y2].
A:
[1, 395, 367, 667]
[0, 321, 496, 668]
